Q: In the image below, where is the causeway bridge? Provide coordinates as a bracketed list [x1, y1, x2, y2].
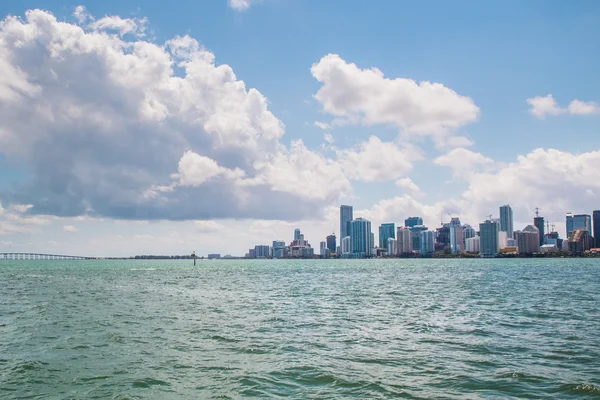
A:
[1, 253, 89, 260]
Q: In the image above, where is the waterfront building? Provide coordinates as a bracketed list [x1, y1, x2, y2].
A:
[254, 245, 270, 258]
[463, 225, 476, 241]
[341, 236, 352, 256]
[465, 236, 480, 253]
[349, 218, 373, 258]
[410, 225, 428, 254]
[397, 226, 413, 256]
[387, 238, 398, 256]
[566, 213, 591, 238]
[533, 215, 545, 246]
[568, 229, 591, 254]
[498, 231, 508, 249]
[515, 225, 540, 255]
[248, 248, 256, 258]
[479, 219, 500, 257]
[301, 247, 315, 258]
[207, 254, 221, 259]
[506, 238, 517, 247]
[320, 241, 328, 258]
[340, 205, 353, 241]
[499, 205, 514, 238]
[273, 248, 285, 259]
[450, 225, 464, 254]
[378, 223, 395, 249]
[540, 244, 558, 253]
[405, 217, 423, 228]
[594, 210, 600, 244]
[420, 231, 435, 255]
[435, 224, 450, 251]
[449, 217, 462, 227]
[294, 228, 301, 241]
[326, 234, 336, 253]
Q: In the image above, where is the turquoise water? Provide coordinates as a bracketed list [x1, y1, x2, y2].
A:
[1, 258, 599, 399]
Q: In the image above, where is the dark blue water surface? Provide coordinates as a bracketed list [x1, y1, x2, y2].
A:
[1, 258, 599, 399]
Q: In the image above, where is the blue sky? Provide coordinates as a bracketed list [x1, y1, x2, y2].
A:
[0, 0, 599, 256]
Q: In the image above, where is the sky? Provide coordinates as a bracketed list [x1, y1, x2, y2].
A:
[0, 0, 599, 257]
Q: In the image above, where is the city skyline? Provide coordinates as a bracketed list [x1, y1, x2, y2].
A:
[0, 1, 599, 257]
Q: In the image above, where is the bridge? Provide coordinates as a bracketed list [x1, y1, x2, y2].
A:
[1, 253, 89, 260]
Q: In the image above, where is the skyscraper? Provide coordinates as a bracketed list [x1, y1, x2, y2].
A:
[349, 218, 372, 258]
[479, 219, 500, 257]
[566, 213, 591, 238]
[450, 225, 464, 254]
[499, 205, 514, 238]
[340, 205, 353, 240]
[515, 225, 540, 255]
[326, 234, 336, 253]
[320, 241, 328, 257]
[294, 228, 301, 241]
[594, 210, 600, 245]
[378, 223, 395, 249]
[405, 217, 423, 228]
[396, 226, 413, 255]
[533, 216, 544, 246]
[420, 231, 435, 255]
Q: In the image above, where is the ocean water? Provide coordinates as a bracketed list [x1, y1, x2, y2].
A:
[1, 258, 599, 399]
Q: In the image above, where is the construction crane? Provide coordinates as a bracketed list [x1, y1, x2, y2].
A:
[486, 214, 493, 221]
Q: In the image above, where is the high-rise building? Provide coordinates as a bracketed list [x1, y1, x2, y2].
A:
[515, 225, 540, 255]
[294, 228, 301, 241]
[498, 231, 508, 249]
[349, 218, 373, 258]
[387, 238, 398, 256]
[326, 234, 336, 253]
[340, 205, 353, 241]
[499, 205, 514, 238]
[420, 231, 435, 255]
[341, 236, 352, 256]
[568, 229, 591, 253]
[409, 225, 427, 254]
[479, 219, 500, 257]
[435, 224, 450, 251]
[593, 210, 600, 245]
[254, 245, 270, 258]
[450, 225, 464, 254]
[449, 217, 462, 227]
[534, 216, 545, 246]
[405, 217, 423, 228]
[378, 223, 395, 249]
[465, 236, 480, 253]
[566, 213, 591, 238]
[320, 241, 328, 257]
[397, 226, 413, 255]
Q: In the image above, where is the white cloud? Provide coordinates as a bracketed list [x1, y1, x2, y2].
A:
[434, 148, 493, 177]
[253, 140, 351, 202]
[90, 15, 147, 37]
[310, 54, 480, 136]
[567, 99, 600, 115]
[63, 225, 78, 232]
[527, 95, 599, 118]
[73, 5, 92, 24]
[395, 177, 422, 197]
[336, 136, 417, 182]
[228, 0, 253, 11]
[314, 121, 331, 130]
[323, 133, 334, 144]
[0, 8, 345, 222]
[175, 151, 245, 187]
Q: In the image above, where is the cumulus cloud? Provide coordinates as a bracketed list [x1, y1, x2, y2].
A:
[0, 8, 351, 222]
[0, 203, 52, 235]
[336, 136, 417, 182]
[462, 148, 600, 221]
[63, 225, 78, 232]
[310, 54, 480, 136]
[228, 0, 253, 11]
[395, 177, 422, 197]
[73, 5, 92, 24]
[434, 148, 493, 177]
[314, 121, 331, 130]
[527, 94, 599, 119]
